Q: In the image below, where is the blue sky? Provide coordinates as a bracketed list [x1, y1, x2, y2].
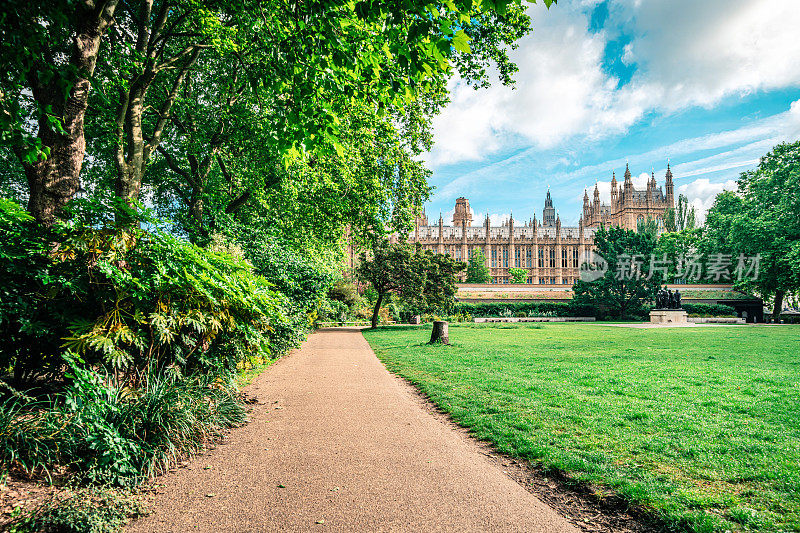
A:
[423, 0, 800, 226]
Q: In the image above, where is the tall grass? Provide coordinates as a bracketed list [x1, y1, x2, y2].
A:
[0, 368, 246, 486]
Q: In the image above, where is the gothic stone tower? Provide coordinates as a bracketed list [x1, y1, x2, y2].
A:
[452, 197, 473, 226]
[542, 189, 556, 227]
[582, 162, 674, 231]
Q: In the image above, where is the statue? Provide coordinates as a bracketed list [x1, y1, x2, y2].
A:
[655, 287, 683, 309]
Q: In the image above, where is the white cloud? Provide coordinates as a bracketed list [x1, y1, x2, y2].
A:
[427, 0, 800, 166]
[621, 43, 635, 65]
[614, 0, 800, 110]
[428, 4, 632, 166]
[677, 178, 738, 222]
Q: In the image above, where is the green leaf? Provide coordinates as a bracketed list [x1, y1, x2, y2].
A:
[452, 30, 471, 53]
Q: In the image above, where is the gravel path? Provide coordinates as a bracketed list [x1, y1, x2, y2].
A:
[127, 328, 576, 532]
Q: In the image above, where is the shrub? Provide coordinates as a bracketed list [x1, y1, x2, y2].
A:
[455, 302, 576, 317]
[315, 298, 350, 324]
[682, 303, 736, 317]
[0, 199, 292, 385]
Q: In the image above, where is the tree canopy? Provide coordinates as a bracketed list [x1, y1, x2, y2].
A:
[701, 141, 800, 318]
[508, 267, 527, 284]
[573, 225, 662, 319]
[357, 241, 463, 328]
[1, 0, 549, 237]
[466, 249, 491, 283]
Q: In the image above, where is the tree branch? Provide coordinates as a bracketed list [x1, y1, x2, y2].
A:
[155, 145, 191, 182]
[143, 47, 200, 163]
[225, 190, 251, 214]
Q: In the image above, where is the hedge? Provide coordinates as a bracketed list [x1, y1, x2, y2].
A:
[681, 303, 736, 317]
[455, 301, 737, 319]
[454, 301, 595, 317]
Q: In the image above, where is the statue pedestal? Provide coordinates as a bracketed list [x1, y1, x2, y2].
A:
[649, 309, 688, 324]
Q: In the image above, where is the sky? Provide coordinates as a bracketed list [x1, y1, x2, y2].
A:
[422, 0, 800, 227]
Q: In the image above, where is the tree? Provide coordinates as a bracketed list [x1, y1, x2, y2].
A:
[466, 249, 491, 283]
[572, 225, 662, 319]
[0, 0, 119, 224]
[3, 0, 547, 224]
[664, 194, 696, 232]
[508, 267, 528, 284]
[701, 141, 800, 319]
[357, 241, 421, 328]
[413, 250, 465, 315]
[356, 241, 463, 328]
[655, 228, 701, 283]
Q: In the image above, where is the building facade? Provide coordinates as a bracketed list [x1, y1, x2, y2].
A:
[407, 197, 595, 284]
[581, 163, 674, 230]
[399, 165, 675, 284]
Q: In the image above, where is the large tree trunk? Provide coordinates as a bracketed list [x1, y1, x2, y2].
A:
[429, 321, 449, 344]
[21, 1, 119, 225]
[371, 293, 384, 329]
[772, 290, 785, 322]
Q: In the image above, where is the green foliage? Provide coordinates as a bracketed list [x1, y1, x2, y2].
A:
[314, 298, 350, 325]
[454, 302, 585, 317]
[364, 324, 800, 532]
[465, 249, 492, 283]
[508, 267, 528, 284]
[572, 225, 662, 319]
[681, 303, 736, 317]
[1, 360, 246, 486]
[7, 487, 148, 533]
[357, 241, 463, 328]
[0, 199, 295, 383]
[663, 194, 696, 232]
[654, 228, 702, 283]
[702, 141, 800, 317]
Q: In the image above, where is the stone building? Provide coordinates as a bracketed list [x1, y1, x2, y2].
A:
[581, 163, 674, 230]
[408, 197, 596, 284]
[399, 164, 675, 284]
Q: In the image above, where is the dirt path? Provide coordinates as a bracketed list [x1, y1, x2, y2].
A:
[127, 328, 576, 532]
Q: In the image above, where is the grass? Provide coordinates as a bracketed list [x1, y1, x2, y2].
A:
[363, 323, 800, 531]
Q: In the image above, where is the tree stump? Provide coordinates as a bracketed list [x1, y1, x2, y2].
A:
[429, 320, 449, 344]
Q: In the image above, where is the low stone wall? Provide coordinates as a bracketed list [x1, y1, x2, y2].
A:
[688, 317, 745, 324]
[473, 317, 596, 323]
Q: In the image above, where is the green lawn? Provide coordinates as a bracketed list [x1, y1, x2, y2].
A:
[363, 324, 800, 532]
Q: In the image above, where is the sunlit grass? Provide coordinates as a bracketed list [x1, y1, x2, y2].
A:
[363, 323, 800, 531]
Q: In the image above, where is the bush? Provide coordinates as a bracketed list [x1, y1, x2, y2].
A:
[682, 303, 736, 317]
[0, 199, 294, 385]
[314, 298, 350, 324]
[454, 302, 577, 317]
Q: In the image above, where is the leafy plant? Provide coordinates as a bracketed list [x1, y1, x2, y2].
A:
[7, 487, 148, 533]
[0, 199, 291, 385]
